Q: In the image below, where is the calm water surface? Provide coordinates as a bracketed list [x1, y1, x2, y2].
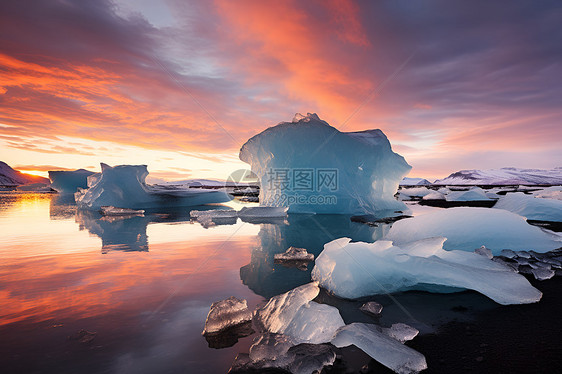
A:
[0, 192, 390, 373]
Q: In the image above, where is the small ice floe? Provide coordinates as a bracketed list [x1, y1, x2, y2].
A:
[445, 187, 493, 202]
[254, 282, 345, 344]
[331, 323, 427, 374]
[202, 296, 253, 336]
[100, 206, 144, 216]
[500, 249, 517, 258]
[385, 207, 562, 254]
[190, 209, 238, 228]
[274, 247, 314, 270]
[398, 187, 433, 200]
[229, 333, 337, 374]
[422, 191, 446, 200]
[312, 237, 543, 305]
[491, 257, 519, 272]
[383, 323, 419, 343]
[533, 186, 562, 200]
[494, 192, 562, 222]
[359, 301, 383, 317]
[531, 268, 555, 281]
[475, 246, 493, 259]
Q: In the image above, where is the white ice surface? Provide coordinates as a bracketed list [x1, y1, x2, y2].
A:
[202, 296, 253, 335]
[385, 207, 562, 254]
[312, 237, 542, 305]
[445, 187, 492, 201]
[494, 192, 562, 222]
[254, 282, 345, 344]
[331, 323, 427, 374]
[533, 186, 562, 200]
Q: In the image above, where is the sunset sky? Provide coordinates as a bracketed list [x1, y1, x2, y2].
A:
[1, 0, 560, 181]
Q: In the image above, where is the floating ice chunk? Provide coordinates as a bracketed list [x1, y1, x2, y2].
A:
[475, 246, 493, 259]
[202, 296, 253, 335]
[399, 187, 433, 198]
[494, 192, 562, 222]
[422, 191, 446, 200]
[437, 187, 450, 194]
[249, 333, 295, 364]
[274, 247, 314, 262]
[190, 209, 238, 228]
[100, 206, 144, 216]
[383, 323, 419, 343]
[500, 249, 517, 258]
[190, 209, 238, 219]
[533, 186, 562, 200]
[385, 207, 562, 254]
[312, 237, 542, 305]
[238, 206, 288, 218]
[331, 323, 427, 374]
[445, 187, 492, 201]
[254, 282, 345, 344]
[231, 334, 336, 374]
[531, 268, 555, 281]
[491, 257, 519, 272]
[49, 169, 95, 193]
[239, 113, 411, 214]
[360, 301, 383, 317]
[76, 164, 231, 210]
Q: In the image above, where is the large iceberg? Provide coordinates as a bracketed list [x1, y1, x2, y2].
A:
[385, 207, 562, 254]
[312, 237, 542, 305]
[494, 192, 562, 222]
[49, 169, 96, 193]
[75, 163, 231, 210]
[239, 113, 411, 214]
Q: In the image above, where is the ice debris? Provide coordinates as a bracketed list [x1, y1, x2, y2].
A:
[360, 301, 383, 317]
[383, 323, 419, 343]
[274, 247, 314, 262]
[331, 323, 427, 374]
[229, 333, 337, 374]
[494, 192, 562, 222]
[100, 206, 144, 216]
[422, 191, 446, 200]
[202, 296, 253, 336]
[75, 163, 231, 210]
[312, 237, 542, 305]
[254, 282, 345, 344]
[385, 207, 562, 254]
[239, 113, 411, 214]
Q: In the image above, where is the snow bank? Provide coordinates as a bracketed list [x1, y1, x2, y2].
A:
[312, 237, 542, 305]
[385, 207, 562, 254]
[239, 113, 411, 214]
[494, 192, 562, 222]
[49, 169, 95, 193]
[75, 163, 231, 210]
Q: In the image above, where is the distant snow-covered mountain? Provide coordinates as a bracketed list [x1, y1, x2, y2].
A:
[400, 177, 432, 186]
[434, 167, 562, 185]
[0, 161, 50, 186]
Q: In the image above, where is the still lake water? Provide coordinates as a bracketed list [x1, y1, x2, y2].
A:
[0, 193, 498, 373]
